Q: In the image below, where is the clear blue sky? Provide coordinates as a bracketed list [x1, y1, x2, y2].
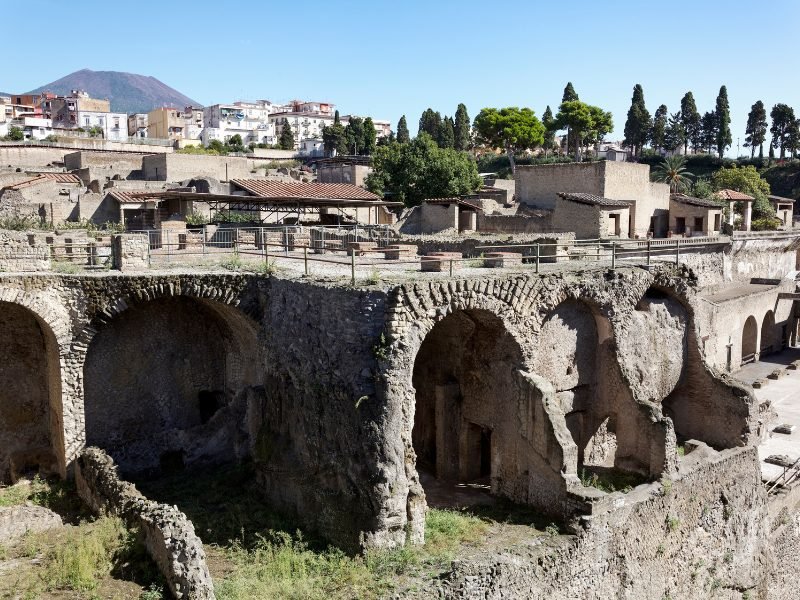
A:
[4, 0, 797, 156]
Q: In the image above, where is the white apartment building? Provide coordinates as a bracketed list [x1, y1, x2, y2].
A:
[202, 100, 278, 146]
[77, 110, 128, 141]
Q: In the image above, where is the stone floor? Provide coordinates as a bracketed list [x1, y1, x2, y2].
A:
[734, 347, 800, 483]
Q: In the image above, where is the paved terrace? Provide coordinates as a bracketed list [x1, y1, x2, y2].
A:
[734, 347, 800, 483]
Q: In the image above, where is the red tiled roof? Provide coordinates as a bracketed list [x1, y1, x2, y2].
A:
[231, 179, 379, 201]
[2, 172, 81, 191]
[715, 189, 754, 201]
[107, 189, 161, 204]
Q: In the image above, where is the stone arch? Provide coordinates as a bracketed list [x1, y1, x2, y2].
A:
[761, 310, 777, 357]
[742, 316, 759, 365]
[382, 279, 575, 547]
[533, 296, 667, 478]
[82, 291, 262, 475]
[0, 300, 65, 481]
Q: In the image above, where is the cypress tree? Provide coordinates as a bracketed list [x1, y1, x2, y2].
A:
[418, 108, 442, 140]
[744, 101, 768, 159]
[279, 121, 295, 150]
[362, 117, 377, 156]
[679, 92, 701, 154]
[623, 84, 651, 157]
[438, 116, 455, 149]
[454, 103, 471, 151]
[397, 115, 410, 144]
[562, 82, 579, 102]
[542, 105, 556, 155]
[651, 105, 668, 153]
[715, 85, 732, 158]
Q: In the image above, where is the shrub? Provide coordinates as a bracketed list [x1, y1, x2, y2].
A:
[185, 212, 209, 226]
[0, 214, 43, 230]
[751, 217, 781, 231]
[7, 126, 24, 141]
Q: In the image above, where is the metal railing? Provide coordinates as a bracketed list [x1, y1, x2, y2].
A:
[766, 456, 800, 494]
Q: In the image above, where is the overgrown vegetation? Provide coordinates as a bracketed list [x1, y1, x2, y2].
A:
[579, 468, 646, 493]
[256, 159, 301, 170]
[0, 214, 44, 230]
[135, 464, 555, 599]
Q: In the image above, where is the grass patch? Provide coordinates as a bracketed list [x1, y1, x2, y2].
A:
[0, 476, 87, 521]
[136, 464, 495, 599]
[579, 467, 646, 493]
[41, 516, 130, 592]
[52, 260, 83, 274]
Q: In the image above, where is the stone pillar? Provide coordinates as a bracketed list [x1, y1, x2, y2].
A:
[728, 202, 735, 226]
[744, 201, 753, 231]
[112, 234, 150, 272]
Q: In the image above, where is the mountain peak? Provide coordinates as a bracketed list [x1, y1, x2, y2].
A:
[26, 69, 200, 114]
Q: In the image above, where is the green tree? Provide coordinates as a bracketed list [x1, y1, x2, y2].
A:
[365, 133, 481, 206]
[562, 82, 579, 102]
[7, 126, 24, 141]
[561, 82, 579, 155]
[453, 103, 471, 151]
[770, 103, 796, 160]
[396, 115, 410, 144]
[542, 105, 557, 156]
[651, 105, 668, 153]
[279, 122, 295, 150]
[345, 116, 365, 154]
[744, 100, 768, 159]
[554, 100, 612, 162]
[787, 118, 800, 159]
[664, 112, 686, 154]
[438, 116, 455, 149]
[653, 155, 694, 193]
[679, 91, 701, 154]
[418, 108, 442, 141]
[226, 134, 246, 153]
[207, 139, 227, 155]
[712, 165, 774, 219]
[322, 121, 347, 156]
[700, 111, 717, 154]
[362, 117, 377, 156]
[473, 107, 545, 172]
[623, 84, 651, 157]
[714, 85, 732, 158]
[334, 109, 341, 124]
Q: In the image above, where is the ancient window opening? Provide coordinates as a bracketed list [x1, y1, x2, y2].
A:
[761, 310, 776, 357]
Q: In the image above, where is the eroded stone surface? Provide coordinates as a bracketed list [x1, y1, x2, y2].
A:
[0, 504, 62, 543]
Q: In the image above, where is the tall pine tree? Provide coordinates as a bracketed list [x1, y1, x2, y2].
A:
[396, 115, 410, 144]
[715, 86, 732, 158]
[679, 92, 701, 154]
[438, 116, 455, 149]
[701, 111, 717, 154]
[542, 105, 556, 156]
[362, 117, 377, 156]
[418, 108, 442, 141]
[453, 103, 471, 151]
[651, 105, 668, 153]
[561, 82, 579, 156]
[623, 84, 651, 157]
[279, 121, 295, 150]
[744, 101, 768, 159]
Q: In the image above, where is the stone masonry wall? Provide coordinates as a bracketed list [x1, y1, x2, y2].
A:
[75, 447, 214, 600]
[0, 232, 50, 272]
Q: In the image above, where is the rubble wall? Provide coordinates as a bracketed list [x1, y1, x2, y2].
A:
[75, 447, 214, 600]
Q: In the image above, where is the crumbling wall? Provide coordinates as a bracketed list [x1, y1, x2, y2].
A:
[439, 446, 772, 599]
[75, 447, 214, 600]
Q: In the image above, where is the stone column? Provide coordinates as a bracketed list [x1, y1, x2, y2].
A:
[728, 202, 735, 226]
[744, 201, 753, 231]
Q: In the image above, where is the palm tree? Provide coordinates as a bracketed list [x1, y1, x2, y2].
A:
[652, 155, 694, 193]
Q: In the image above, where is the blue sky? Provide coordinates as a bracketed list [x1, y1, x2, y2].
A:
[4, 0, 798, 156]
